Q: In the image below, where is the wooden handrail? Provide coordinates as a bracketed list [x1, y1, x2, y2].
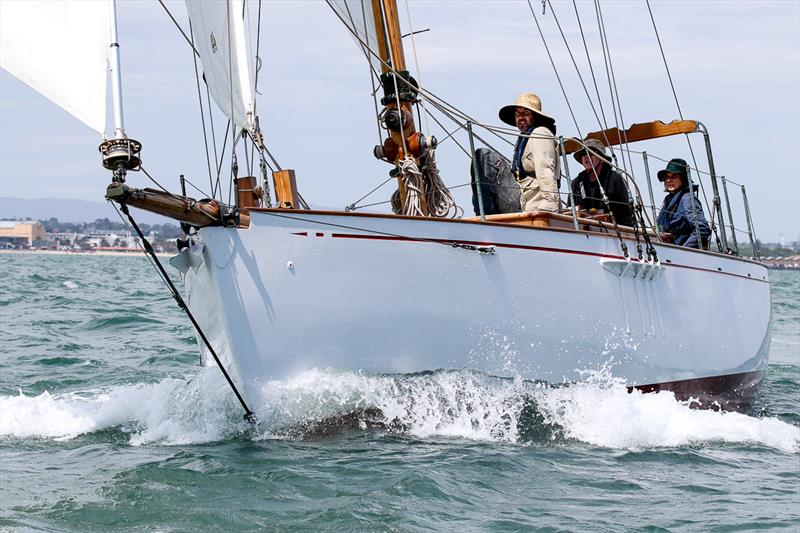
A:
[563, 119, 699, 154]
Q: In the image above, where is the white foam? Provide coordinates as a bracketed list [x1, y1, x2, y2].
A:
[2, 367, 798, 453]
[0, 369, 244, 445]
[534, 369, 800, 453]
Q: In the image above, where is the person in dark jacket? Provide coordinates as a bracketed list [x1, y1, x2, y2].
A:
[656, 158, 711, 249]
[570, 139, 634, 226]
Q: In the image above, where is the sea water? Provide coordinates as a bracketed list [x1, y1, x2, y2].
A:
[1, 252, 798, 531]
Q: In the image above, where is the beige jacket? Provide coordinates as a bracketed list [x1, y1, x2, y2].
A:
[517, 126, 560, 212]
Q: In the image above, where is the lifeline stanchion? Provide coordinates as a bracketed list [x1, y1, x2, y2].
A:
[119, 202, 257, 424]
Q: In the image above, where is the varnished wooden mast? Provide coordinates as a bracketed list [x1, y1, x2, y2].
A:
[371, 0, 429, 215]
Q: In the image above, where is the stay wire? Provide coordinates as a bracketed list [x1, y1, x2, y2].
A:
[187, 16, 216, 197]
[526, 0, 582, 138]
[546, 0, 608, 140]
[594, 0, 634, 179]
[645, 0, 720, 250]
[116, 201, 257, 423]
[157, 0, 200, 59]
[403, 0, 431, 135]
[206, 84, 221, 198]
[139, 165, 219, 223]
[594, 1, 622, 153]
[572, 0, 610, 132]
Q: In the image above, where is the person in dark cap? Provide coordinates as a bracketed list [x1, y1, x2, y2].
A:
[570, 138, 634, 226]
[656, 158, 711, 249]
[471, 93, 560, 215]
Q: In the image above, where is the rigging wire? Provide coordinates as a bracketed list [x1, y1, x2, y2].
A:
[525, 0, 582, 138]
[645, 0, 720, 250]
[593, 0, 633, 178]
[403, 0, 431, 135]
[112, 201, 257, 423]
[572, 0, 610, 133]
[205, 83, 221, 198]
[226, 3, 237, 208]
[545, 0, 609, 141]
[325, 4, 514, 151]
[187, 16, 216, 197]
[139, 165, 219, 223]
[157, 0, 200, 58]
[342, 0, 385, 147]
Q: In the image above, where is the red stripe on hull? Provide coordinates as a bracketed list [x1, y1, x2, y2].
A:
[324, 232, 767, 283]
[630, 370, 766, 412]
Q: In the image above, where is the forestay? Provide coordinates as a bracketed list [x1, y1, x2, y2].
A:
[185, 0, 255, 133]
[0, 0, 111, 135]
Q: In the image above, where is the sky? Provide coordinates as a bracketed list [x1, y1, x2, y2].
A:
[1, 0, 798, 243]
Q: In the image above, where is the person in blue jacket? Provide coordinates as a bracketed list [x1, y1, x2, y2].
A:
[656, 158, 711, 249]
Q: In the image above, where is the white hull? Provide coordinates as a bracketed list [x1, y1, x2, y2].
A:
[179, 210, 772, 411]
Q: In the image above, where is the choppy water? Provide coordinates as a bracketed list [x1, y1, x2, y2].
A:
[1, 253, 798, 531]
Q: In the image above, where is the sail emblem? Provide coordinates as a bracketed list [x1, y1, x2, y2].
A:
[209, 32, 218, 54]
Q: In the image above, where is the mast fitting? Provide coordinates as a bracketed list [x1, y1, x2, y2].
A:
[99, 137, 142, 173]
[383, 107, 412, 132]
[379, 71, 418, 105]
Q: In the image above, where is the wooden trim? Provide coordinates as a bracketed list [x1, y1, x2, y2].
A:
[563, 119, 699, 154]
[273, 169, 300, 209]
[118, 188, 250, 228]
[235, 176, 260, 208]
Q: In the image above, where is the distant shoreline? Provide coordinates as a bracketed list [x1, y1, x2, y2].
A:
[0, 249, 173, 258]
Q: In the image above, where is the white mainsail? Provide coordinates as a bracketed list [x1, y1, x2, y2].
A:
[185, 0, 255, 133]
[0, 0, 111, 136]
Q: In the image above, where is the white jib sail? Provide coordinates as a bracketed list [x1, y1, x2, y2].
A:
[0, 0, 111, 136]
[186, 0, 255, 133]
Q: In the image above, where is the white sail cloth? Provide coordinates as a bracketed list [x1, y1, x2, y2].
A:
[0, 0, 111, 135]
[185, 0, 255, 133]
[327, 0, 382, 74]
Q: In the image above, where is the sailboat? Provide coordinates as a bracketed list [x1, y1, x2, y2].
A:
[1, 0, 772, 418]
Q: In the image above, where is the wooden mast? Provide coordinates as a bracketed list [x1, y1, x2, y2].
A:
[371, 0, 429, 215]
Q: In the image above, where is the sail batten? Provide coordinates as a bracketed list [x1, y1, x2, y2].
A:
[0, 0, 111, 135]
[185, 0, 255, 133]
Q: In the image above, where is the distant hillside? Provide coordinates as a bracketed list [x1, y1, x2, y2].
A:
[0, 197, 173, 224]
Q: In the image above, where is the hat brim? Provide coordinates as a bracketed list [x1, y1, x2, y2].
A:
[498, 104, 554, 127]
[573, 146, 609, 163]
[658, 169, 686, 182]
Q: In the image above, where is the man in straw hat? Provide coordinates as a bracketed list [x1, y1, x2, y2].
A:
[656, 158, 710, 248]
[471, 93, 560, 215]
[570, 138, 634, 226]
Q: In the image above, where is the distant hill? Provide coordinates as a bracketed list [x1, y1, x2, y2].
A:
[0, 197, 173, 224]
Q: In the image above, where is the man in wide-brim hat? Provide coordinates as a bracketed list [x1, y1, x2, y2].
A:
[656, 158, 711, 248]
[569, 138, 634, 226]
[471, 93, 560, 215]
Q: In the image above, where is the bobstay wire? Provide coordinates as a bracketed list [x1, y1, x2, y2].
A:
[113, 200, 257, 424]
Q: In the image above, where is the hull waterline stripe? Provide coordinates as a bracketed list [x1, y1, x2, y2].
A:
[322, 232, 767, 283]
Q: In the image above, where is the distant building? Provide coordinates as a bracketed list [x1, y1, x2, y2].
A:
[0, 220, 46, 247]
